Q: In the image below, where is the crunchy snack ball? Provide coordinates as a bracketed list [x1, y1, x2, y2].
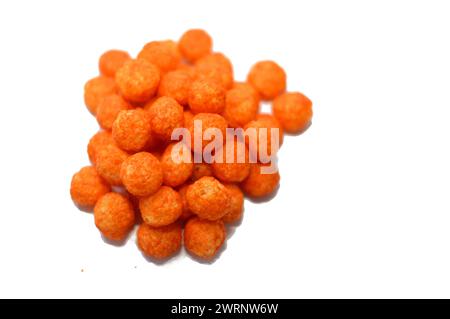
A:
[70, 166, 111, 208]
[94, 192, 135, 241]
[223, 86, 259, 127]
[195, 52, 234, 89]
[179, 29, 213, 62]
[187, 113, 227, 150]
[190, 163, 213, 182]
[177, 185, 194, 222]
[96, 94, 133, 130]
[212, 138, 250, 182]
[99, 50, 131, 78]
[137, 222, 182, 260]
[139, 186, 182, 227]
[115, 59, 160, 103]
[120, 152, 163, 197]
[147, 96, 184, 141]
[112, 108, 153, 152]
[87, 130, 114, 164]
[222, 184, 244, 224]
[188, 78, 226, 114]
[247, 60, 286, 100]
[244, 113, 284, 161]
[241, 163, 280, 198]
[161, 143, 193, 187]
[95, 143, 129, 186]
[158, 69, 192, 106]
[84, 76, 116, 114]
[186, 176, 230, 221]
[184, 217, 226, 260]
[233, 82, 260, 103]
[272, 92, 313, 133]
[137, 40, 181, 74]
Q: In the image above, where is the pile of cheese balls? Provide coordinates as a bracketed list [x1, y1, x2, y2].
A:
[70, 29, 313, 262]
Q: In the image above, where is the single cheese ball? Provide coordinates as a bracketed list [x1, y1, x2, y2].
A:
[120, 152, 163, 197]
[223, 86, 259, 127]
[87, 130, 114, 164]
[161, 143, 193, 187]
[222, 184, 244, 224]
[137, 40, 181, 74]
[212, 138, 250, 182]
[184, 217, 226, 260]
[158, 69, 192, 106]
[188, 78, 226, 114]
[190, 163, 213, 182]
[147, 97, 184, 142]
[177, 185, 194, 222]
[99, 50, 131, 78]
[95, 143, 129, 186]
[195, 52, 233, 89]
[70, 166, 111, 209]
[244, 113, 284, 162]
[84, 76, 116, 114]
[137, 222, 182, 260]
[241, 163, 280, 198]
[115, 59, 160, 103]
[139, 186, 182, 227]
[96, 94, 133, 130]
[187, 113, 227, 151]
[112, 108, 153, 152]
[247, 60, 286, 100]
[94, 192, 135, 241]
[178, 29, 213, 62]
[186, 176, 230, 221]
[272, 92, 313, 133]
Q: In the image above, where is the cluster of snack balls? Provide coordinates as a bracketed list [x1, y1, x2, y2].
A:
[70, 29, 313, 262]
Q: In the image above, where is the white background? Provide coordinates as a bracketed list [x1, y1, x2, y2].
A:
[0, 0, 449, 298]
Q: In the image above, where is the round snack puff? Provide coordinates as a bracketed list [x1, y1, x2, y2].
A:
[137, 40, 181, 74]
[137, 222, 182, 260]
[188, 78, 226, 114]
[95, 143, 129, 186]
[195, 52, 233, 89]
[147, 97, 184, 142]
[241, 163, 280, 198]
[139, 186, 182, 227]
[223, 86, 259, 127]
[84, 76, 116, 114]
[70, 166, 111, 209]
[222, 184, 244, 224]
[99, 49, 131, 78]
[87, 130, 114, 164]
[178, 29, 213, 62]
[158, 69, 192, 106]
[212, 137, 250, 183]
[272, 92, 313, 133]
[120, 152, 163, 197]
[112, 108, 153, 153]
[184, 217, 226, 260]
[247, 60, 286, 100]
[96, 94, 133, 130]
[187, 113, 227, 151]
[161, 143, 193, 187]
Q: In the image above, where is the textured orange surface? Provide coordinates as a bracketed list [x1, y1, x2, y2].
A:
[147, 96, 184, 142]
[161, 143, 193, 187]
[96, 94, 133, 130]
[212, 138, 250, 182]
[223, 85, 259, 127]
[87, 130, 114, 164]
[272, 92, 313, 133]
[184, 217, 226, 260]
[241, 163, 280, 198]
[137, 40, 181, 74]
[187, 113, 227, 150]
[139, 186, 182, 227]
[84, 76, 116, 114]
[195, 52, 233, 89]
[247, 60, 286, 100]
[95, 143, 129, 186]
[188, 78, 226, 114]
[137, 222, 182, 260]
[179, 29, 212, 62]
[99, 50, 131, 78]
[112, 108, 153, 152]
[70, 166, 111, 208]
[222, 184, 244, 224]
[158, 69, 192, 106]
[190, 163, 213, 182]
[177, 185, 194, 222]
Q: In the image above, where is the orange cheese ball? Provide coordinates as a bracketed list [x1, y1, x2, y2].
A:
[95, 143, 129, 186]
[212, 138, 250, 182]
[84, 76, 116, 114]
[96, 94, 133, 130]
[187, 113, 228, 151]
[99, 50, 131, 78]
[241, 163, 280, 198]
[222, 184, 244, 224]
[223, 86, 259, 127]
[120, 152, 163, 197]
[244, 113, 284, 161]
[137, 222, 182, 260]
[87, 130, 114, 164]
[70, 166, 111, 209]
[137, 40, 181, 74]
[190, 163, 213, 182]
[158, 69, 192, 106]
[112, 108, 153, 153]
[184, 217, 226, 260]
[247, 60, 286, 100]
[147, 96, 184, 142]
[186, 176, 230, 221]
[115, 59, 160, 103]
[233, 82, 260, 103]
[272, 92, 313, 133]
[161, 143, 193, 187]
[94, 192, 135, 241]
[139, 186, 182, 227]
[195, 52, 234, 89]
[177, 185, 194, 222]
[178, 29, 213, 62]
[188, 78, 226, 114]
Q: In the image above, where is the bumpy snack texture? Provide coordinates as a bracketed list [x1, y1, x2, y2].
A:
[223, 85, 259, 127]
[195, 52, 234, 89]
[187, 113, 227, 151]
[212, 138, 250, 182]
[247, 60, 286, 100]
[147, 96, 184, 142]
[137, 223, 182, 260]
[96, 94, 133, 130]
[70, 166, 111, 208]
[188, 78, 226, 114]
[84, 76, 116, 114]
[112, 108, 153, 152]
[177, 185, 194, 222]
[241, 163, 280, 198]
[272, 92, 313, 133]
[95, 143, 128, 186]
[179, 29, 213, 62]
[158, 69, 192, 106]
[222, 184, 244, 224]
[87, 130, 114, 164]
[184, 217, 226, 260]
[139, 186, 183, 227]
[161, 143, 193, 187]
[138, 40, 181, 74]
[99, 50, 131, 78]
